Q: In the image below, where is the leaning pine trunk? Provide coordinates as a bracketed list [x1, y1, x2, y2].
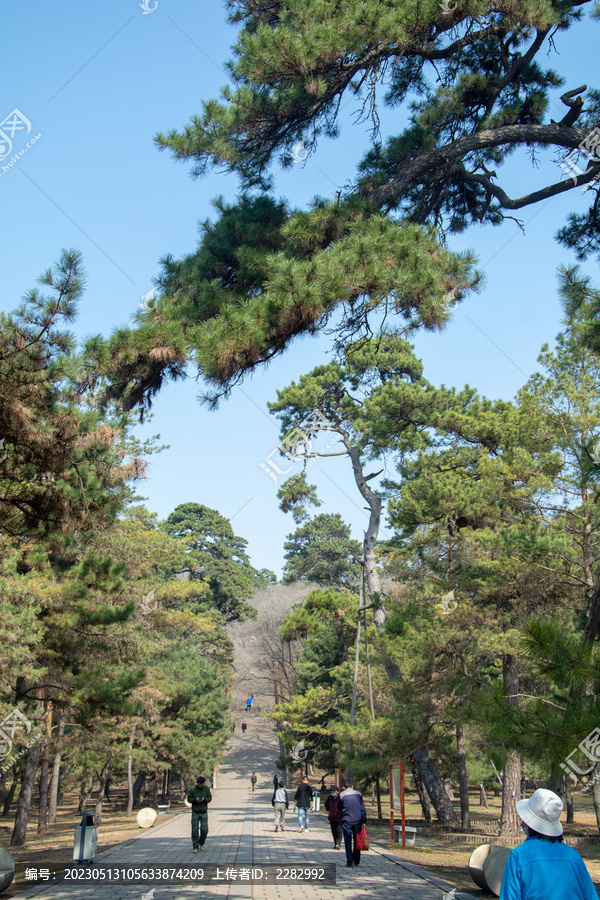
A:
[456, 722, 470, 831]
[78, 774, 94, 814]
[412, 762, 431, 822]
[411, 747, 459, 826]
[48, 709, 65, 824]
[11, 744, 40, 846]
[499, 654, 521, 837]
[94, 752, 113, 824]
[3, 764, 21, 817]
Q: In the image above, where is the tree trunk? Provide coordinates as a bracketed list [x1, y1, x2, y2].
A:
[10, 744, 40, 846]
[94, 753, 112, 824]
[375, 773, 382, 821]
[78, 774, 94, 814]
[456, 722, 470, 831]
[412, 762, 431, 822]
[37, 699, 53, 834]
[48, 710, 65, 824]
[126, 724, 136, 817]
[3, 765, 20, 816]
[345, 443, 386, 629]
[565, 776, 573, 824]
[479, 783, 489, 808]
[499, 654, 521, 837]
[591, 763, 600, 832]
[132, 770, 146, 807]
[411, 747, 459, 826]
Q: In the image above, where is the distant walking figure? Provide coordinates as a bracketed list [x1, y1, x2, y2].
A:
[272, 780, 289, 831]
[499, 789, 597, 899]
[246, 695, 254, 711]
[273, 774, 279, 790]
[250, 773, 257, 791]
[294, 776, 314, 832]
[241, 721, 247, 733]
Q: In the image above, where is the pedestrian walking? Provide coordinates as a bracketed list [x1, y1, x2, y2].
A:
[273, 774, 279, 791]
[272, 779, 289, 831]
[241, 721, 247, 733]
[338, 781, 367, 868]
[187, 775, 212, 853]
[499, 788, 596, 899]
[250, 772, 257, 791]
[294, 775, 314, 832]
[325, 785, 343, 849]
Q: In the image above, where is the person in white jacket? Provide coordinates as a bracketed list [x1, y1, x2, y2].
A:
[272, 780, 289, 832]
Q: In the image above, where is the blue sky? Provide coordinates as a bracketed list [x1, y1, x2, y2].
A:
[2, 1, 599, 576]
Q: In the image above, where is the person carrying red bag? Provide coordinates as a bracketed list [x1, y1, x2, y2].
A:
[338, 781, 367, 868]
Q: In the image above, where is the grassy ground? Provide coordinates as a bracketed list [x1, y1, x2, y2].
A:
[0, 791, 180, 897]
[2, 783, 600, 897]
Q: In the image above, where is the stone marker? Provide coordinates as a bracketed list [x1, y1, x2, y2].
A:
[136, 807, 158, 828]
[0, 847, 15, 894]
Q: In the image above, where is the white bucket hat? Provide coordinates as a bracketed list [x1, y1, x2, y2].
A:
[516, 789, 563, 836]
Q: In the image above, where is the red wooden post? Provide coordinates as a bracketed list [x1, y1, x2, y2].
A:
[400, 761, 406, 849]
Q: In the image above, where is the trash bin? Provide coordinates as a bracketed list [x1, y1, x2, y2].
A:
[312, 791, 320, 813]
[73, 813, 98, 863]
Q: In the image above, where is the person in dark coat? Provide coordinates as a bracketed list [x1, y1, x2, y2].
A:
[187, 775, 212, 852]
[273, 774, 280, 790]
[338, 781, 367, 868]
[324, 785, 343, 849]
[294, 776, 314, 832]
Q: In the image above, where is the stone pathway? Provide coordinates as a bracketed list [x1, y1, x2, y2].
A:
[19, 733, 476, 900]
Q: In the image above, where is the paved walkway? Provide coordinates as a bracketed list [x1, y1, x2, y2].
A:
[20, 733, 476, 900]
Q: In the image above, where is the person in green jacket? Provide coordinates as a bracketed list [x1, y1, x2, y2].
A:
[187, 775, 212, 852]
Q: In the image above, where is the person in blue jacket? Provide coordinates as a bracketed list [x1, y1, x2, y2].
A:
[499, 788, 597, 900]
